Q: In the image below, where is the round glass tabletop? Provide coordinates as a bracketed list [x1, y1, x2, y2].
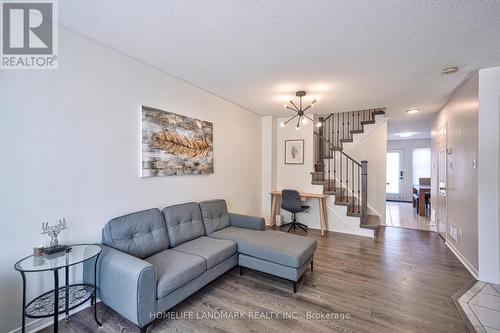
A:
[15, 244, 101, 272]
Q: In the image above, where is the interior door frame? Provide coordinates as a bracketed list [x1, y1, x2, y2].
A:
[386, 149, 405, 201]
[436, 123, 448, 241]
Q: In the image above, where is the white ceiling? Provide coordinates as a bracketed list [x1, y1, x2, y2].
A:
[59, 0, 500, 133]
[386, 113, 433, 141]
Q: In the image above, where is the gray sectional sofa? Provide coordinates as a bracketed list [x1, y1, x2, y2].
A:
[87, 199, 317, 332]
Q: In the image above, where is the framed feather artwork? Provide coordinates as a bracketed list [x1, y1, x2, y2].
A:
[141, 106, 213, 176]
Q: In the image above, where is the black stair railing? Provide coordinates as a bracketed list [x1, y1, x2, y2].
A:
[313, 108, 384, 224]
[314, 132, 363, 217]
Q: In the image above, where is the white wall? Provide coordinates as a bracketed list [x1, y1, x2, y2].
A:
[432, 72, 479, 276]
[261, 116, 277, 224]
[0, 28, 262, 333]
[274, 118, 322, 228]
[478, 66, 500, 283]
[387, 139, 431, 202]
[345, 122, 387, 223]
[276, 118, 316, 193]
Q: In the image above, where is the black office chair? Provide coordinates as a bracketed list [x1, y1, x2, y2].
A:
[280, 189, 309, 232]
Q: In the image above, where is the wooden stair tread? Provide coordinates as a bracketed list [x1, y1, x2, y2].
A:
[361, 120, 375, 125]
[350, 129, 364, 134]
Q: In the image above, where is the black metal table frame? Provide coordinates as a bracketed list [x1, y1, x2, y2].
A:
[15, 245, 102, 333]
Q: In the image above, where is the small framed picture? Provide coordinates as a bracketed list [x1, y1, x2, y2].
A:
[285, 139, 304, 164]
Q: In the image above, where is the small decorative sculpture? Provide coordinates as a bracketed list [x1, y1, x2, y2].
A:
[41, 218, 67, 248]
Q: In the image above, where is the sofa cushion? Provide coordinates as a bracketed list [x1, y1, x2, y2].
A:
[173, 236, 237, 269]
[162, 202, 205, 247]
[145, 249, 206, 299]
[103, 208, 169, 259]
[199, 199, 230, 235]
[210, 227, 317, 268]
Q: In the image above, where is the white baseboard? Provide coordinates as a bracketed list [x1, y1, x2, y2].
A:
[446, 242, 478, 279]
[7, 301, 93, 333]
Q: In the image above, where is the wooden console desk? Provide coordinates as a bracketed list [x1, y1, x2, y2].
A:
[270, 191, 328, 236]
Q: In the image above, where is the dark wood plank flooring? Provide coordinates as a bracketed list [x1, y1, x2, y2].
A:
[40, 227, 474, 333]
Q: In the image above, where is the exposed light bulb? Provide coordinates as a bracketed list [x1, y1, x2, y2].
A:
[316, 122, 322, 128]
[283, 104, 288, 110]
[280, 121, 286, 128]
[301, 117, 308, 124]
[295, 125, 300, 130]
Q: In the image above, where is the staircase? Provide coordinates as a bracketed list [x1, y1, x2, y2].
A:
[311, 108, 386, 232]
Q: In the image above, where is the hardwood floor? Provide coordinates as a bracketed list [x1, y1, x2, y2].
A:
[386, 201, 433, 231]
[40, 227, 473, 333]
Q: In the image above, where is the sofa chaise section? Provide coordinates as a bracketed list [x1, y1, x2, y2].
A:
[200, 199, 317, 292]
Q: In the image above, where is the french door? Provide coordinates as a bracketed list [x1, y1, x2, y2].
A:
[386, 149, 405, 201]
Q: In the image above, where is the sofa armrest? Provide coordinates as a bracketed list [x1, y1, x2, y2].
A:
[229, 212, 265, 231]
[84, 245, 157, 327]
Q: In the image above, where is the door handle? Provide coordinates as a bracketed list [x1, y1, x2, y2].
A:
[386, 182, 390, 185]
[439, 187, 446, 191]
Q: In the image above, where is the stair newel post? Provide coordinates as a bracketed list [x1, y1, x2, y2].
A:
[315, 118, 325, 176]
[346, 155, 349, 201]
[327, 145, 331, 191]
[336, 113, 339, 147]
[339, 152, 343, 200]
[351, 112, 354, 138]
[341, 112, 344, 141]
[347, 112, 350, 139]
[357, 163, 361, 214]
[351, 159, 354, 212]
[333, 148, 337, 191]
[318, 117, 324, 151]
[346, 156, 349, 203]
[361, 160, 368, 225]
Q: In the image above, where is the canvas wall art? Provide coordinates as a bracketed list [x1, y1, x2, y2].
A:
[141, 106, 213, 176]
[284, 139, 304, 164]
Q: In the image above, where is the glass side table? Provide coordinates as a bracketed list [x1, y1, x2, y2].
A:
[14, 244, 102, 333]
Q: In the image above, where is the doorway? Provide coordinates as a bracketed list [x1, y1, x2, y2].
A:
[385, 140, 433, 231]
[386, 149, 404, 201]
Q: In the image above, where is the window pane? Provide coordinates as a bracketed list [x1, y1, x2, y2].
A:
[386, 152, 399, 194]
[412, 148, 431, 185]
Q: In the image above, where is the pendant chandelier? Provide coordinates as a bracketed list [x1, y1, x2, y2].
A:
[280, 90, 322, 129]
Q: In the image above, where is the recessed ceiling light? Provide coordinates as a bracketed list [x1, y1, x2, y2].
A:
[407, 109, 420, 114]
[442, 66, 458, 74]
[397, 132, 416, 138]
